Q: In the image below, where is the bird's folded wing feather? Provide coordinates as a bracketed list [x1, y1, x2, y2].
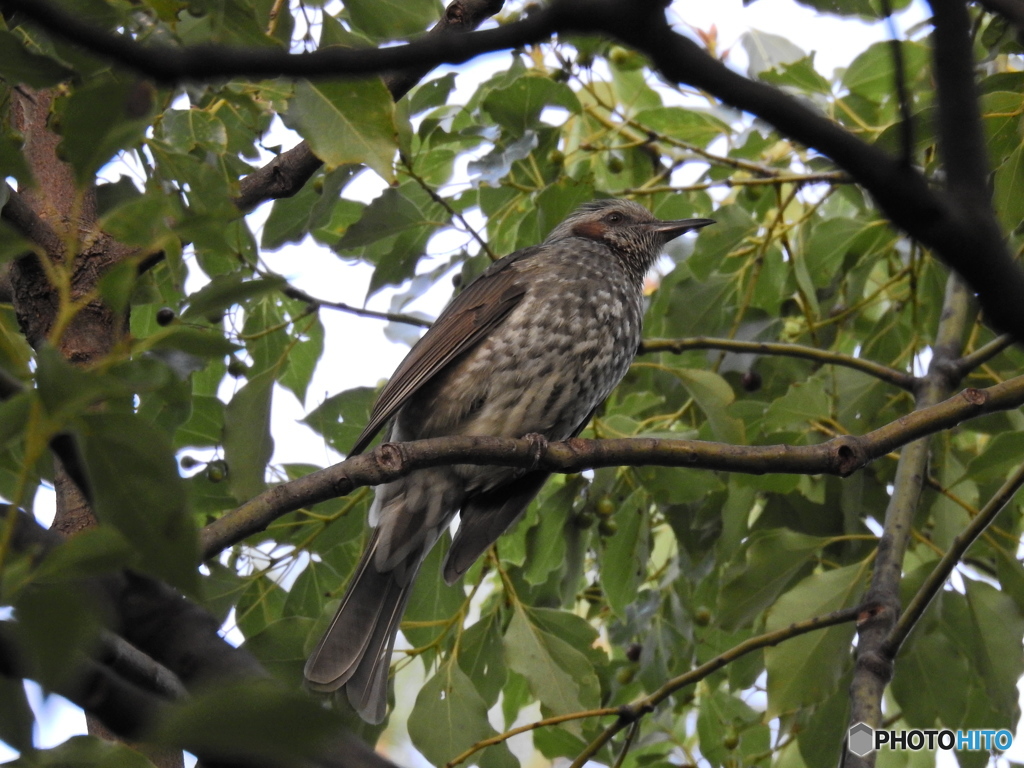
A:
[348, 246, 541, 456]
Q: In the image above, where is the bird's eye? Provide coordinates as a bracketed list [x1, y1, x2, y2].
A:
[605, 212, 623, 224]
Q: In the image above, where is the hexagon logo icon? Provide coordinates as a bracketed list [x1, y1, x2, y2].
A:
[848, 722, 875, 757]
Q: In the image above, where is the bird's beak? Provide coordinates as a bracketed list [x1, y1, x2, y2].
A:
[650, 218, 716, 243]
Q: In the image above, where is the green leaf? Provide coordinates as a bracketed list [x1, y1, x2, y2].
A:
[13, 582, 103, 689]
[457, 612, 508, 709]
[152, 681, 340, 763]
[601, 488, 649, 615]
[842, 41, 930, 102]
[175, 394, 225, 449]
[0, 31, 73, 88]
[279, 314, 324, 403]
[718, 529, 829, 630]
[147, 328, 239, 363]
[994, 143, 1024, 232]
[891, 628, 971, 729]
[764, 561, 866, 715]
[287, 79, 397, 181]
[503, 604, 598, 730]
[960, 579, 1024, 719]
[181, 273, 285, 320]
[344, 0, 440, 40]
[32, 526, 136, 583]
[6, 735, 157, 768]
[482, 75, 581, 135]
[78, 412, 199, 593]
[222, 367, 276, 501]
[162, 108, 229, 154]
[763, 376, 831, 434]
[740, 29, 806, 77]
[53, 75, 154, 184]
[0, 675, 33, 753]
[675, 368, 744, 443]
[302, 386, 377, 454]
[634, 107, 731, 147]
[408, 661, 518, 768]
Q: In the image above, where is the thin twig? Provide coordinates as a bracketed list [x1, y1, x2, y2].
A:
[639, 337, 916, 391]
[883, 460, 1024, 654]
[567, 605, 863, 768]
[281, 284, 432, 328]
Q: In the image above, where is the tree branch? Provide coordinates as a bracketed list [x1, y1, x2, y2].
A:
[954, 333, 1015, 377]
[5, 508, 401, 768]
[975, 0, 1024, 30]
[8, 0, 1024, 335]
[846, 274, 973, 767]
[883, 459, 1024, 656]
[199, 375, 1024, 560]
[567, 605, 864, 768]
[446, 605, 862, 768]
[638, 337, 916, 391]
[234, 0, 505, 212]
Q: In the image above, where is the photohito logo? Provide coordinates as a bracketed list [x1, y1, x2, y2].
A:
[847, 722, 1014, 756]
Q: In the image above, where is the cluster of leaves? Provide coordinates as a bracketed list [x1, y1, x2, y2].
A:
[2, 0, 1024, 766]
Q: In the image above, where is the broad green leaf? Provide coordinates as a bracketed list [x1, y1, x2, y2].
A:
[842, 41, 929, 102]
[32, 526, 135, 583]
[482, 75, 581, 135]
[763, 376, 830, 434]
[287, 79, 398, 181]
[457, 612, 508, 709]
[0, 31, 73, 87]
[503, 604, 598, 729]
[676, 368, 744, 444]
[5, 735, 156, 768]
[302, 386, 377, 454]
[741, 29, 806, 77]
[960, 580, 1024, 719]
[994, 143, 1024, 232]
[403, 537, 465, 651]
[344, 0, 440, 40]
[765, 561, 866, 715]
[53, 75, 154, 184]
[0, 675, 33, 753]
[152, 681, 340, 762]
[601, 488, 649, 615]
[222, 367, 276, 501]
[279, 314, 324, 403]
[718, 529, 829, 629]
[181, 274, 285, 320]
[78, 412, 198, 593]
[408, 661, 518, 768]
[634, 107, 732, 147]
[891, 629, 971, 729]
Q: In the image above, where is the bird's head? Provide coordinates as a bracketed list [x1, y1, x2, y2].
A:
[546, 199, 714, 282]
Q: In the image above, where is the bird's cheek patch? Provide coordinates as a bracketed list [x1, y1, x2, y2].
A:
[572, 220, 607, 241]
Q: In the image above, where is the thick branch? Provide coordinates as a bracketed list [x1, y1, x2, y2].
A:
[11, 0, 1024, 336]
[976, 0, 1024, 29]
[846, 274, 973, 767]
[6, 509, 400, 768]
[930, 0, 992, 202]
[639, 337, 916, 391]
[199, 375, 1024, 560]
[234, 0, 505, 212]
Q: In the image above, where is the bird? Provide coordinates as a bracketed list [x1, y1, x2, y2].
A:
[303, 198, 714, 722]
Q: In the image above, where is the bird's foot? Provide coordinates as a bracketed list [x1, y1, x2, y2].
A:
[522, 433, 549, 469]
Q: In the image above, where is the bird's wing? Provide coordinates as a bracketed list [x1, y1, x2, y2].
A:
[348, 246, 541, 455]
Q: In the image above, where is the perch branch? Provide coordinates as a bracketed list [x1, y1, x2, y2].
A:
[199, 374, 1024, 560]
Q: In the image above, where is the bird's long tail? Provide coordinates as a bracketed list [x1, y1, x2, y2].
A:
[303, 529, 420, 724]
